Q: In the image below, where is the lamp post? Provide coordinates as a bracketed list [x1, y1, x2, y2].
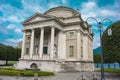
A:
[86, 17, 112, 80]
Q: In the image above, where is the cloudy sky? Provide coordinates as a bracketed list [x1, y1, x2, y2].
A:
[0, 0, 120, 49]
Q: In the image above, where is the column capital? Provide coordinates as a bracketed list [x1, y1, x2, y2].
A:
[50, 26, 55, 28]
[31, 28, 35, 31]
[40, 27, 44, 30]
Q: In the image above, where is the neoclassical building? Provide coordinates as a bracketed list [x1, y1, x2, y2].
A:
[15, 6, 94, 72]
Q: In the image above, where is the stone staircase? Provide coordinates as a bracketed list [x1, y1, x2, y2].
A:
[61, 63, 79, 72]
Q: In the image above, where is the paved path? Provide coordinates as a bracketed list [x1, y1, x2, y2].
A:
[0, 72, 120, 80]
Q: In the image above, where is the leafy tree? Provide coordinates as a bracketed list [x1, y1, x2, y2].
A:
[94, 53, 101, 63]
[0, 45, 21, 61]
[94, 53, 101, 68]
[102, 20, 120, 65]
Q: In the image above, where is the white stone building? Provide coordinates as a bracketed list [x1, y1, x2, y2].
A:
[15, 6, 94, 72]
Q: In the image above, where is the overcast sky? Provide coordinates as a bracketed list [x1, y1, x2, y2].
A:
[0, 0, 120, 49]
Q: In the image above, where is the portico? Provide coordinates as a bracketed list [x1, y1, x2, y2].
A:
[21, 26, 60, 60]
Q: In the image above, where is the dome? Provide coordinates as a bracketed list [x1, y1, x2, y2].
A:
[44, 6, 80, 18]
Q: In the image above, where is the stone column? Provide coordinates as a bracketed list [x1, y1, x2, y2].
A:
[50, 27, 55, 59]
[30, 29, 35, 59]
[39, 28, 44, 59]
[77, 30, 80, 59]
[21, 30, 26, 59]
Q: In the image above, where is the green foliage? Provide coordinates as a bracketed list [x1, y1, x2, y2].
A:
[0, 68, 54, 76]
[0, 45, 21, 61]
[102, 20, 120, 63]
[94, 54, 101, 63]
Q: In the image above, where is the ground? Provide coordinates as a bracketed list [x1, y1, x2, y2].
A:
[0, 72, 120, 80]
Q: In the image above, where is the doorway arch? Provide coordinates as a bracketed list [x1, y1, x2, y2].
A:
[30, 63, 38, 69]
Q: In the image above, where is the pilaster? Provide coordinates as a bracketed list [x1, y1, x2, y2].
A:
[77, 30, 81, 60]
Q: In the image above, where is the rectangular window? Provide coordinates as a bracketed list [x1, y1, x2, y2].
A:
[26, 48, 29, 55]
[69, 46, 74, 57]
[70, 32, 74, 37]
[81, 47, 83, 57]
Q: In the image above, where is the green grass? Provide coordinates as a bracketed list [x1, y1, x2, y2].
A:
[0, 68, 54, 76]
[7, 61, 16, 66]
[96, 68, 120, 74]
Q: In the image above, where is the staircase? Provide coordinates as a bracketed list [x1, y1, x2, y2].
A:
[61, 63, 79, 72]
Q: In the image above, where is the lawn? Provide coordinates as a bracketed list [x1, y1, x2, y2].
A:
[96, 68, 120, 74]
[7, 61, 16, 66]
[0, 68, 54, 76]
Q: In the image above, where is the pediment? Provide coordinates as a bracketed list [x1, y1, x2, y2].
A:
[22, 13, 54, 24]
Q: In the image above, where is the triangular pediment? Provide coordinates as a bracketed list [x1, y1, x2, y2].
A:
[22, 13, 54, 24]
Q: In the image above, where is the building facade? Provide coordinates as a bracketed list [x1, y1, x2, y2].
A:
[15, 6, 94, 72]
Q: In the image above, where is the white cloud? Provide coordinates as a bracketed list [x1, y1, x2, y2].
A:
[6, 38, 22, 43]
[101, 9, 117, 16]
[93, 34, 100, 49]
[0, 29, 8, 34]
[6, 24, 16, 29]
[15, 28, 21, 33]
[7, 15, 20, 22]
[82, 1, 95, 8]
[21, 0, 24, 3]
[48, 3, 59, 8]
[80, 1, 100, 21]
[61, 0, 67, 4]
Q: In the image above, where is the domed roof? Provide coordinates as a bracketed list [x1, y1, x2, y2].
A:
[44, 6, 80, 18]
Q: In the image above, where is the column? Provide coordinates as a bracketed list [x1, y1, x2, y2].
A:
[77, 31, 80, 59]
[39, 28, 44, 59]
[21, 30, 26, 59]
[30, 29, 35, 59]
[50, 27, 55, 59]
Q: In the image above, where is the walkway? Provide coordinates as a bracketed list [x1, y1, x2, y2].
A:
[0, 72, 120, 80]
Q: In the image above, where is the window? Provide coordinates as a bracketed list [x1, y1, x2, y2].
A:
[26, 48, 29, 55]
[27, 37, 30, 40]
[69, 46, 74, 57]
[81, 47, 83, 57]
[70, 32, 74, 37]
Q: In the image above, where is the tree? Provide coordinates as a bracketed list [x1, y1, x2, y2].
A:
[94, 53, 101, 68]
[102, 20, 120, 65]
[0, 44, 21, 61]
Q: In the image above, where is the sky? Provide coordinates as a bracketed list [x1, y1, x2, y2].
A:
[0, 0, 120, 49]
